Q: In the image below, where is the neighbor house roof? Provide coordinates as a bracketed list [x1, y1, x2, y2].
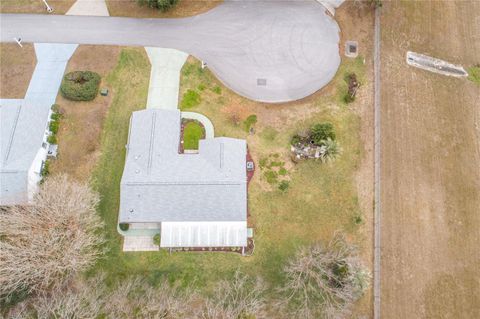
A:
[119, 109, 247, 223]
[0, 99, 50, 205]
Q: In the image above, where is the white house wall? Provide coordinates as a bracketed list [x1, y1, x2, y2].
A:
[27, 146, 47, 201]
[160, 221, 247, 248]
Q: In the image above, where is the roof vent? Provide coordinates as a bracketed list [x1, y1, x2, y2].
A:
[135, 169, 140, 174]
[129, 208, 134, 213]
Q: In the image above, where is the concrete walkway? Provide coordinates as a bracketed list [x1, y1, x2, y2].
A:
[1, 1, 341, 103]
[145, 47, 188, 109]
[181, 111, 215, 138]
[123, 236, 158, 251]
[66, 0, 109, 16]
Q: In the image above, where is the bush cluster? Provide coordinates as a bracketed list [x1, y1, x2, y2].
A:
[181, 89, 201, 109]
[47, 106, 62, 145]
[291, 122, 336, 147]
[60, 71, 101, 101]
[244, 114, 257, 132]
[138, 0, 178, 12]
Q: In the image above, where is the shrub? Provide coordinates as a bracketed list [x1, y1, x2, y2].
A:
[353, 214, 363, 225]
[60, 71, 101, 101]
[291, 134, 301, 145]
[278, 167, 288, 176]
[264, 170, 278, 184]
[212, 85, 222, 94]
[51, 104, 61, 114]
[138, 0, 178, 12]
[47, 134, 57, 145]
[181, 89, 201, 109]
[119, 223, 129, 231]
[319, 138, 341, 163]
[343, 93, 356, 104]
[278, 180, 290, 192]
[41, 160, 50, 177]
[467, 65, 480, 84]
[50, 112, 61, 121]
[153, 234, 160, 246]
[49, 120, 60, 134]
[197, 84, 206, 91]
[244, 114, 257, 132]
[311, 122, 336, 145]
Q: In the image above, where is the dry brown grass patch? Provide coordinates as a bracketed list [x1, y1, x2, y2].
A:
[0, 43, 36, 98]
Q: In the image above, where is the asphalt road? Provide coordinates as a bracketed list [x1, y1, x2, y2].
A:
[0, 1, 341, 103]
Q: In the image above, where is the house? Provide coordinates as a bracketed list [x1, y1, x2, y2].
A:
[0, 43, 77, 205]
[0, 100, 53, 205]
[119, 109, 248, 249]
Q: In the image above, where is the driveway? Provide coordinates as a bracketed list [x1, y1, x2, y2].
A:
[145, 47, 188, 109]
[0, 1, 341, 103]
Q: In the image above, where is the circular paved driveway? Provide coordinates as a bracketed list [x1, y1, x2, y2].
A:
[0, 1, 341, 103]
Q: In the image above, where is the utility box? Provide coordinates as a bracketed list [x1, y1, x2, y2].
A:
[100, 88, 109, 96]
[345, 41, 358, 58]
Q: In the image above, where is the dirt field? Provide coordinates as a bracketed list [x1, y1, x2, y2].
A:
[50, 45, 121, 181]
[0, 43, 36, 98]
[380, 1, 480, 318]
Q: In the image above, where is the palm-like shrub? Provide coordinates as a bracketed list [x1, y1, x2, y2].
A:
[319, 138, 341, 163]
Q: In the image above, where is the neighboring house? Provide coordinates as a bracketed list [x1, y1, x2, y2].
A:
[0, 100, 53, 205]
[119, 109, 248, 249]
[0, 43, 77, 205]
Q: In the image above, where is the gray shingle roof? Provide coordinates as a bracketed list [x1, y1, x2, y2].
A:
[119, 109, 247, 223]
[0, 99, 50, 205]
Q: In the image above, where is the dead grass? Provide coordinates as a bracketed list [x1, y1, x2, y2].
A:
[0, 0, 75, 14]
[106, 0, 222, 18]
[49, 46, 121, 182]
[381, 1, 480, 318]
[0, 43, 36, 98]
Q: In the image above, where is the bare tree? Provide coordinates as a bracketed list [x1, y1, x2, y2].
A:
[280, 233, 370, 319]
[201, 270, 267, 319]
[104, 277, 192, 319]
[0, 175, 105, 301]
[30, 275, 105, 319]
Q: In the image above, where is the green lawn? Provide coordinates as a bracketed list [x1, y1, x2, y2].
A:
[183, 121, 204, 150]
[91, 50, 368, 300]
